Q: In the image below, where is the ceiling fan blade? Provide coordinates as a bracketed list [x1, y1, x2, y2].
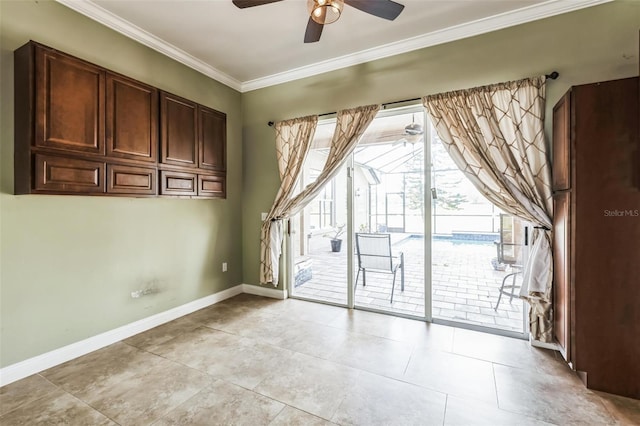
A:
[304, 16, 324, 43]
[344, 0, 405, 20]
[232, 0, 283, 8]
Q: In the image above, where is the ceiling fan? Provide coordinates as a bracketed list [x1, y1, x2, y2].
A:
[232, 0, 405, 43]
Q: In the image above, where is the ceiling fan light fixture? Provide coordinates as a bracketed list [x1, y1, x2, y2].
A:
[404, 114, 424, 135]
[308, 0, 344, 25]
[404, 122, 423, 135]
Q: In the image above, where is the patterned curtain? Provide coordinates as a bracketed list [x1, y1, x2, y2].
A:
[260, 116, 318, 286]
[423, 76, 554, 342]
[260, 104, 380, 286]
[282, 104, 380, 216]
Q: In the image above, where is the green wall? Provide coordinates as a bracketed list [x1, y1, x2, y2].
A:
[0, 1, 243, 367]
[1, 0, 638, 369]
[241, 1, 640, 289]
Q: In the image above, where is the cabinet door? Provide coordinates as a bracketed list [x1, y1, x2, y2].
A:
[198, 173, 225, 198]
[106, 73, 158, 162]
[107, 163, 156, 195]
[35, 46, 105, 154]
[552, 92, 571, 191]
[553, 191, 571, 361]
[199, 106, 226, 171]
[35, 153, 105, 193]
[160, 170, 197, 196]
[160, 92, 197, 167]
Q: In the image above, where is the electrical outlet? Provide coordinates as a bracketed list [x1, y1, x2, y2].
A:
[261, 212, 268, 221]
[222, 262, 228, 272]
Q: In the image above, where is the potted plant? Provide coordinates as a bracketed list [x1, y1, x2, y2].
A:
[325, 224, 345, 252]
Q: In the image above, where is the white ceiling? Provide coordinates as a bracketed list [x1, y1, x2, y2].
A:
[57, 0, 610, 92]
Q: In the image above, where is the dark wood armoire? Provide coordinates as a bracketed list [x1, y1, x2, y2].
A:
[552, 76, 640, 399]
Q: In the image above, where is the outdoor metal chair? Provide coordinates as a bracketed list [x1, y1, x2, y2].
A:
[355, 233, 404, 303]
[494, 214, 525, 310]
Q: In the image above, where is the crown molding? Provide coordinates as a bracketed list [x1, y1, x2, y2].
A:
[57, 0, 610, 93]
[241, 0, 612, 92]
[55, 0, 243, 91]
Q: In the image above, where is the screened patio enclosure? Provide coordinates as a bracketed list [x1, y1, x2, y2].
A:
[289, 110, 526, 335]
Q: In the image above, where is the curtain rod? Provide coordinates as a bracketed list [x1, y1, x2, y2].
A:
[267, 71, 559, 127]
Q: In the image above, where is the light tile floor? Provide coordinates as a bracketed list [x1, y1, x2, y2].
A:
[1, 294, 638, 425]
[293, 236, 525, 332]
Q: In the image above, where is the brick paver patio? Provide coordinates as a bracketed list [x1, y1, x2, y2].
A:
[291, 235, 526, 333]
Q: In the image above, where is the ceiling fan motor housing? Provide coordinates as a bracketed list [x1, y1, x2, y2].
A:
[308, 0, 344, 25]
[232, 0, 405, 43]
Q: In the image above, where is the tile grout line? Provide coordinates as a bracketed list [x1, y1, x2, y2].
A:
[38, 373, 122, 425]
[0, 375, 62, 421]
[326, 369, 364, 424]
[491, 362, 500, 409]
[485, 364, 563, 425]
[148, 381, 217, 425]
[442, 394, 449, 426]
[264, 405, 289, 426]
[124, 329, 297, 425]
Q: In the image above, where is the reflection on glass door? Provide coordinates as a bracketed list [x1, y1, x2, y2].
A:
[429, 124, 527, 335]
[290, 120, 348, 305]
[385, 192, 405, 233]
[352, 107, 426, 318]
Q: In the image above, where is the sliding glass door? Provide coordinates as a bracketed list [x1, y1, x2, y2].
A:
[428, 124, 527, 335]
[287, 106, 428, 320]
[286, 104, 526, 337]
[289, 120, 349, 306]
[351, 106, 427, 318]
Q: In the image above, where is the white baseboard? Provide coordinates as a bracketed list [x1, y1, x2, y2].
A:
[0, 284, 243, 387]
[529, 335, 559, 351]
[242, 283, 288, 299]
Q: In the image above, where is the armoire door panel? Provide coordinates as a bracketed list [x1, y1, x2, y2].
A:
[35, 153, 104, 193]
[553, 191, 570, 360]
[199, 106, 226, 171]
[160, 170, 197, 196]
[552, 91, 571, 191]
[106, 73, 158, 162]
[161, 93, 197, 167]
[35, 47, 104, 154]
[107, 164, 156, 195]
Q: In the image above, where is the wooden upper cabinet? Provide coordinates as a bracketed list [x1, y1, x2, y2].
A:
[159, 91, 227, 198]
[35, 46, 105, 154]
[199, 106, 226, 171]
[15, 41, 227, 198]
[552, 91, 571, 191]
[106, 73, 158, 162]
[160, 92, 198, 167]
